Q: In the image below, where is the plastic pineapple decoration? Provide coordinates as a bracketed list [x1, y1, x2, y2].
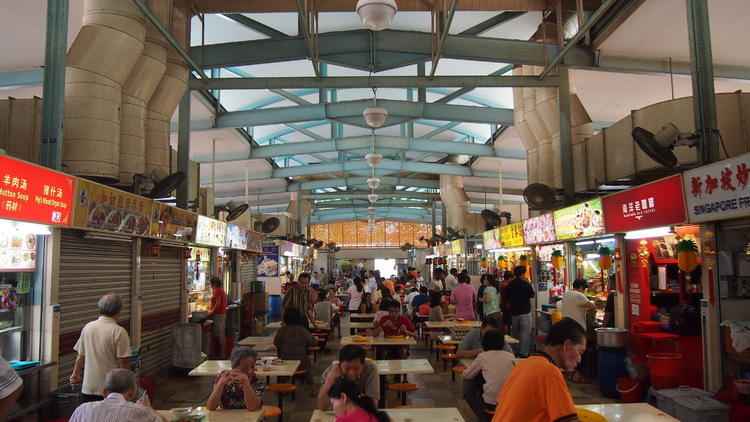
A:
[519, 254, 528, 268]
[497, 255, 506, 269]
[676, 239, 699, 280]
[598, 246, 613, 270]
[551, 250, 564, 269]
[480, 257, 489, 268]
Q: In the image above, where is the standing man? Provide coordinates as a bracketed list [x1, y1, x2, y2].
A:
[281, 272, 319, 330]
[319, 267, 328, 285]
[310, 271, 322, 288]
[492, 318, 586, 421]
[208, 276, 228, 359]
[70, 294, 132, 402]
[444, 268, 459, 292]
[429, 268, 445, 293]
[504, 266, 535, 357]
[0, 355, 22, 418]
[560, 279, 596, 382]
[365, 270, 378, 294]
[450, 273, 477, 320]
[70, 368, 167, 422]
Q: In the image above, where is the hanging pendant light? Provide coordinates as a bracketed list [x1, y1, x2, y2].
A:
[356, 0, 398, 31]
[364, 86, 388, 128]
[367, 177, 381, 189]
[368, 193, 379, 203]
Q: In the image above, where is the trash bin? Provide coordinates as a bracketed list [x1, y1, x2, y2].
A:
[51, 385, 82, 419]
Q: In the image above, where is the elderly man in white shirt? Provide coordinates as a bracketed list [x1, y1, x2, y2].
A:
[70, 294, 132, 402]
[70, 368, 166, 422]
[0, 355, 22, 418]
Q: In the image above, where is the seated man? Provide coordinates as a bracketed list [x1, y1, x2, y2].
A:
[463, 331, 516, 421]
[317, 345, 380, 410]
[492, 318, 586, 422]
[70, 368, 167, 422]
[373, 301, 417, 360]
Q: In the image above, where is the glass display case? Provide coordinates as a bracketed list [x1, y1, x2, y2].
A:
[188, 247, 212, 314]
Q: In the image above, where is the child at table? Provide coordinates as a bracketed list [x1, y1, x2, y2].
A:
[462, 330, 515, 421]
[328, 379, 390, 422]
[207, 346, 265, 411]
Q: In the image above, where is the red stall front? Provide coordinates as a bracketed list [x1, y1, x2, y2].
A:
[603, 175, 704, 388]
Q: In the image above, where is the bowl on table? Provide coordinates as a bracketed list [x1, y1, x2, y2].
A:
[575, 408, 607, 422]
[386, 335, 406, 339]
[354, 336, 370, 342]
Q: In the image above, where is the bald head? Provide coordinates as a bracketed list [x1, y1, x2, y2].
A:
[103, 368, 137, 399]
[98, 294, 123, 317]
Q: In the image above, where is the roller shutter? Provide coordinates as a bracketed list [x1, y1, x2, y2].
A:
[139, 245, 183, 378]
[239, 256, 257, 295]
[57, 229, 133, 388]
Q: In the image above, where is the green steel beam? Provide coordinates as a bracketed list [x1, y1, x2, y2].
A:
[305, 191, 440, 199]
[221, 14, 288, 38]
[0, 69, 44, 88]
[435, 64, 514, 104]
[214, 99, 514, 129]
[225, 67, 312, 106]
[39, 0, 68, 170]
[459, 12, 526, 36]
[192, 75, 557, 90]
[429, 0, 458, 77]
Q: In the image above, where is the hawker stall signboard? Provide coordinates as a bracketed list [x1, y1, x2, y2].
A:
[247, 231, 263, 253]
[72, 179, 152, 236]
[522, 213, 556, 245]
[482, 228, 501, 250]
[0, 155, 75, 226]
[602, 175, 686, 233]
[150, 202, 198, 242]
[258, 245, 279, 277]
[225, 224, 249, 250]
[195, 215, 227, 247]
[0, 221, 38, 271]
[553, 198, 606, 240]
[683, 152, 750, 223]
[500, 222, 524, 247]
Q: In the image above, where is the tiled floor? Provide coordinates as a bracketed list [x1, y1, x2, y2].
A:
[152, 316, 615, 422]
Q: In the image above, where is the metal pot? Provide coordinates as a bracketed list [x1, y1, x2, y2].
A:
[595, 327, 628, 348]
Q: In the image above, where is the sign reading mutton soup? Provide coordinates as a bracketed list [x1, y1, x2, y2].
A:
[554, 198, 605, 240]
[0, 155, 75, 226]
[683, 152, 750, 223]
[73, 179, 152, 236]
[602, 175, 686, 233]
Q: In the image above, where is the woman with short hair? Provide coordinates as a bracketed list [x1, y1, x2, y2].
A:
[207, 346, 265, 411]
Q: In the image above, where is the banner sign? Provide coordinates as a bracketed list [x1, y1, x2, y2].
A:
[225, 224, 249, 250]
[195, 215, 227, 247]
[603, 175, 686, 233]
[500, 222, 524, 247]
[150, 202, 197, 242]
[0, 155, 75, 226]
[482, 228, 502, 250]
[522, 213, 556, 245]
[554, 198, 606, 240]
[683, 152, 750, 223]
[73, 179, 152, 236]
[258, 245, 279, 277]
[247, 231, 263, 253]
[450, 239, 464, 255]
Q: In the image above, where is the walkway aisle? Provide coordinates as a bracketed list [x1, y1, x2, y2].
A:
[152, 315, 613, 422]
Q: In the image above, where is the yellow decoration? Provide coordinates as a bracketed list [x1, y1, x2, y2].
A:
[598, 246, 612, 270]
[519, 254, 528, 267]
[497, 255, 506, 269]
[676, 239, 699, 273]
[551, 250, 564, 269]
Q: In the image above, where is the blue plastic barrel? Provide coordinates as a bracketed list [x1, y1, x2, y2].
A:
[268, 295, 281, 320]
[597, 348, 628, 398]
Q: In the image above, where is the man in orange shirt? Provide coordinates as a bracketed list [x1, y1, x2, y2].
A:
[492, 318, 586, 422]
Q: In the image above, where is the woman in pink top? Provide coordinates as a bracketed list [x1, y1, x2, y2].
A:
[328, 379, 390, 422]
[450, 273, 478, 320]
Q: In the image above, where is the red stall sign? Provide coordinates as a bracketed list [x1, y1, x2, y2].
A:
[0, 155, 75, 226]
[603, 175, 687, 233]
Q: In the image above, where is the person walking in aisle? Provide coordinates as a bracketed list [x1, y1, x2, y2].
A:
[429, 268, 445, 293]
[281, 272, 320, 330]
[70, 294, 132, 402]
[481, 276, 500, 319]
[560, 278, 596, 382]
[504, 266, 535, 357]
[208, 276, 228, 359]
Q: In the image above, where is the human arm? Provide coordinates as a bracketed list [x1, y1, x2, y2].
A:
[317, 365, 340, 410]
[206, 373, 231, 410]
[526, 281, 535, 298]
[234, 372, 262, 411]
[450, 290, 457, 305]
[70, 354, 85, 386]
[116, 329, 133, 369]
[119, 358, 131, 369]
[462, 355, 483, 379]
[482, 290, 491, 303]
[137, 394, 168, 422]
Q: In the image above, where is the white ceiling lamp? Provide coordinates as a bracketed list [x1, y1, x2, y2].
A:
[367, 177, 381, 189]
[365, 153, 383, 167]
[364, 86, 388, 129]
[356, 0, 398, 31]
[368, 193, 379, 203]
[368, 206, 376, 213]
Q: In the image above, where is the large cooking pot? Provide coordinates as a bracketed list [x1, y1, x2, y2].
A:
[595, 327, 629, 348]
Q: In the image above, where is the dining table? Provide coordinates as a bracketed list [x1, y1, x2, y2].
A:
[576, 403, 679, 421]
[309, 407, 465, 422]
[425, 320, 482, 329]
[157, 409, 264, 422]
[349, 313, 376, 322]
[188, 359, 301, 378]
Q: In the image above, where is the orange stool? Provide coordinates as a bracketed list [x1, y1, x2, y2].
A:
[266, 383, 295, 422]
[484, 408, 496, 416]
[262, 405, 282, 418]
[441, 353, 458, 371]
[308, 346, 321, 362]
[291, 370, 308, 399]
[451, 365, 465, 383]
[388, 382, 419, 406]
[435, 344, 456, 362]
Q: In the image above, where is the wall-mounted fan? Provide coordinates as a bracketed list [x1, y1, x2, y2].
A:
[133, 167, 186, 199]
[400, 243, 415, 251]
[313, 240, 325, 249]
[419, 236, 437, 247]
[289, 234, 306, 244]
[254, 217, 280, 234]
[326, 242, 341, 252]
[632, 123, 699, 168]
[445, 227, 462, 240]
[480, 209, 512, 230]
[523, 183, 564, 211]
[214, 201, 249, 222]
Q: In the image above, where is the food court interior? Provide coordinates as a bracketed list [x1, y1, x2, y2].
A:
[1, 0, 750, 421]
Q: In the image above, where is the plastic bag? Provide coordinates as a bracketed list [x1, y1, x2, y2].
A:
[625, 357, 649, 381]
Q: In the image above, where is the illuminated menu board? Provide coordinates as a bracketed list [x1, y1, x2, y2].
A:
[72, 179, 152, 236]
[500, 222, 524, 247]
[195, 216, 227, 247]
[522, 213, 556, 245]
[553, 198, 605, 240]
[0, 155, 75, 226]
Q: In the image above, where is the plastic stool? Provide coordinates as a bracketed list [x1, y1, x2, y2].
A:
[441, 353, 458, 371]
[266, 383, 295, 422]
[308, 346, 321, 362]
[452, 365, 465, 383]
[388, 383, 419, 406]
[435, 344, 456, 362]
[262, 405, 282, 418]
[291, 369, 308, 400]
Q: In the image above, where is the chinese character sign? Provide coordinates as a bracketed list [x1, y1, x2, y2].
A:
[500, 222, 524, 247]
[150, 202, 198, 242]
[0, 155, 75, 226]
[683, 152, 750, 223]
[522, 213, 556, 245]
[72, 179, 152, 235]
[195, 216, 227, 247]
[553, 198, 606, 240]
[602, 175, 686, 233]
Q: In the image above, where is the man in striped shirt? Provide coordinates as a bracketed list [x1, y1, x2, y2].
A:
[69, 368, 167, 422]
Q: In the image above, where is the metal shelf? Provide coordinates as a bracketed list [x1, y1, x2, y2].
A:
[14, 361, 56, 377]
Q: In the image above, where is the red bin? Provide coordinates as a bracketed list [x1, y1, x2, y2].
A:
[647, 353, 682, 389]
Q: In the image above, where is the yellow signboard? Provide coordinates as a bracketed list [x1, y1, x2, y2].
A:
[500, 222, 524, 247]
[450, 239, 464, 255]
[150, 201, 198, 243]
[72, 179, 152, 236]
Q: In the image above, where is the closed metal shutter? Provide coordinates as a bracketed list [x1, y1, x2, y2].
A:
[240, 256, 257, 295]
[57, 229, 133, 388]
[139, 245, 183, 379]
